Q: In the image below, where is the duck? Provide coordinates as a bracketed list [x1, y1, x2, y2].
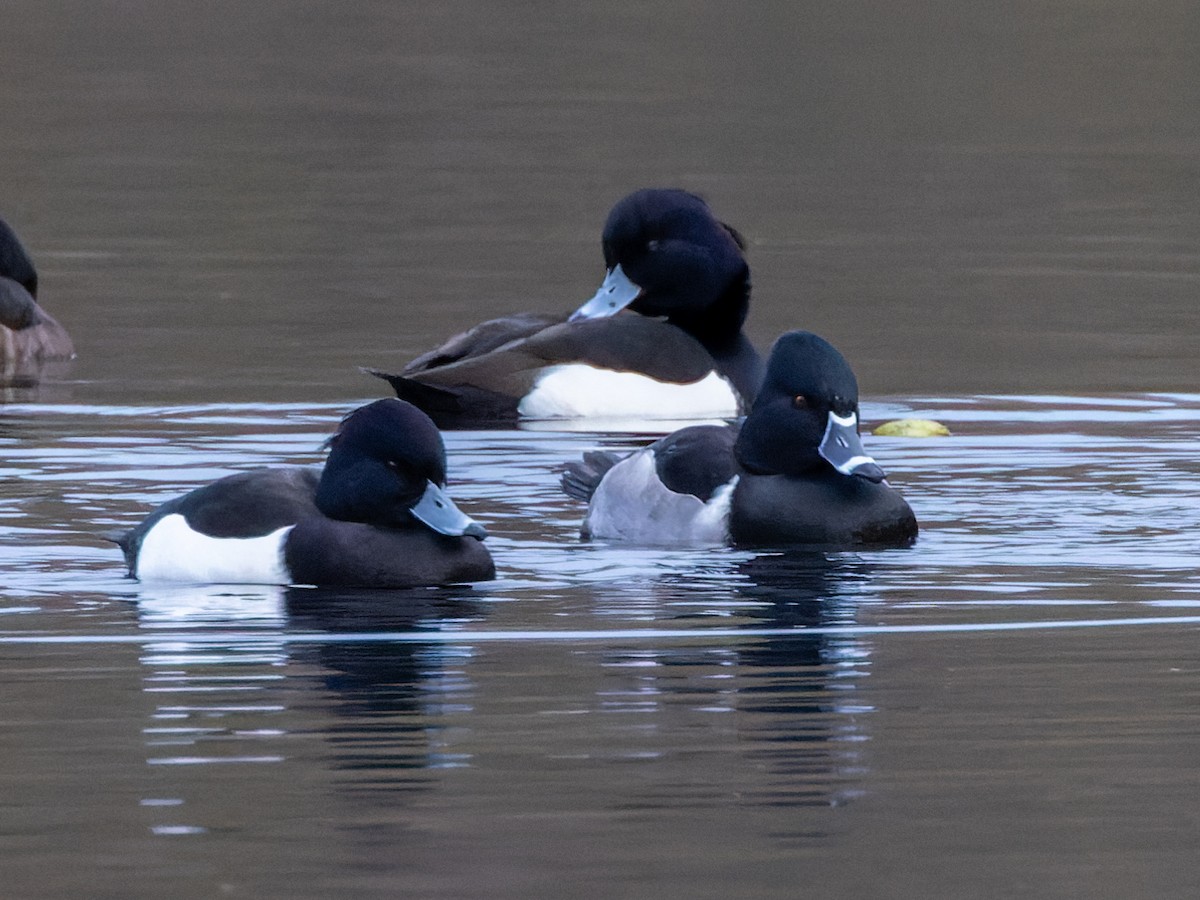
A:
[113, 398, 495, 587]
[0, 216, 75, 378]
[561, 331, 918, 547]
[366, 188, 764, 428]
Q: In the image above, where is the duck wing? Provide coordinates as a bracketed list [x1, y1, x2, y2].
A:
[402, 312, 563, 374]
[0, 277, 40, 330]
[169, 467, 322, 537]
[369, 316, 719, 427]
[649, 424, 740, 501]
[1, 277, 75, 373]
[563, 424, 738, 505]
[561, 450, 623, 502]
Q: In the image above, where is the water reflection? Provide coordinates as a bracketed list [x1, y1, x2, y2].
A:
[131, 581, 491, 836]
[0, 359, 75, 402]
[135, 585, 291, 838]
[734, 552, 876, 810]
[284, 586, 488, 795]
[126, 551, 881, 830]
[587, 549, 877, 815]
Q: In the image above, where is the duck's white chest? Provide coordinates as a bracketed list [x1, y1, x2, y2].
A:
[518, 365, 740, 420]
[136, 513, 293, 585]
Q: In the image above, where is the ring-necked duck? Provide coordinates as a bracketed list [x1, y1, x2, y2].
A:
[1, 217, 74, 379]
[562, 331, 918, 547]
[367, 189, 764, 428]
[113, 399, 495, 587]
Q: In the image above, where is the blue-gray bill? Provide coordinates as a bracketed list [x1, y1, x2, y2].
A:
[819, 412, 886, 483]
[411, 481, 489, 540]
[567, 264, 641, 322]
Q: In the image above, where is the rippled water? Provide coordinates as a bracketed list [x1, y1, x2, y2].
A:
[4, 395, 1200, 898]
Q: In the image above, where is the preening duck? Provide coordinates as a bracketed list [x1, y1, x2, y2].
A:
[368, 188, 763, 428]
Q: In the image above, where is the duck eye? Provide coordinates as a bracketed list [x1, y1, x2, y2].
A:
[792, 395, 809, 410]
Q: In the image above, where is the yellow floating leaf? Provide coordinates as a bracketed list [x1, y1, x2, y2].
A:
[872, 418, 951, 437]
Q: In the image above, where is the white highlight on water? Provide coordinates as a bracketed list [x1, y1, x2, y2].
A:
[5, 616, 1200, 646]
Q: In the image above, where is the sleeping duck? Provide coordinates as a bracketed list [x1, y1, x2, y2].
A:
[114, 399, 494, 587]
[562, 331, 918, 548]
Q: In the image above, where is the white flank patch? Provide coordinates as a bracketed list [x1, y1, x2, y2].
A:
[584, 448, 738, 545]
[136, 513, 293, 585]
[518, 365, 739, 420]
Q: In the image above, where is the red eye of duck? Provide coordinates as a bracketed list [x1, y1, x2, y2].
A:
[792, 395, 809, 410]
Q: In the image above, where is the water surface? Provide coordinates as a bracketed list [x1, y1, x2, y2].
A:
[4, 396, 1200, 898]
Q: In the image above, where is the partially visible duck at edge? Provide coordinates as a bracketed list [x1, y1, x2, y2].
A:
[112, 399, 495, 588]
[0, 216, 75, 381]
[367, 188, 764, 429]
[562, 331, 918, 548]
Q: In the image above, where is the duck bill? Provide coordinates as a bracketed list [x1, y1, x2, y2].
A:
[568, 264, 642, 321]
[819, 412, 886, 483]
[411, 481, 489, 540]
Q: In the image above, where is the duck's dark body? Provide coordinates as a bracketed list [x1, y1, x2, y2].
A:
[284, 519, 493, 587]
[729, 468, 917, 547]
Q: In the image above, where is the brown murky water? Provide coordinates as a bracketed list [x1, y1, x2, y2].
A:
[3, 3, 1200, 898]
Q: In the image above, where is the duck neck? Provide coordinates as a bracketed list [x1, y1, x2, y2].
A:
[734, 409, 827, 478]
[666, 266, 750, 348]
[667, 269, 763, 404]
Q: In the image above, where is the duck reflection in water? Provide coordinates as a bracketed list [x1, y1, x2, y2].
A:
[738, 551, 877, 810]
[284, 585, 489, 795]
[132, 581, 489, 805]
[129, 549, 880, 838]
[590, 549, 878, 814]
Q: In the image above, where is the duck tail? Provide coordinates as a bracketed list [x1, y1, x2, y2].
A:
[100, 528, 138, 577]
[360, 368, 462, 414]
[561, 451, 622, 503]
